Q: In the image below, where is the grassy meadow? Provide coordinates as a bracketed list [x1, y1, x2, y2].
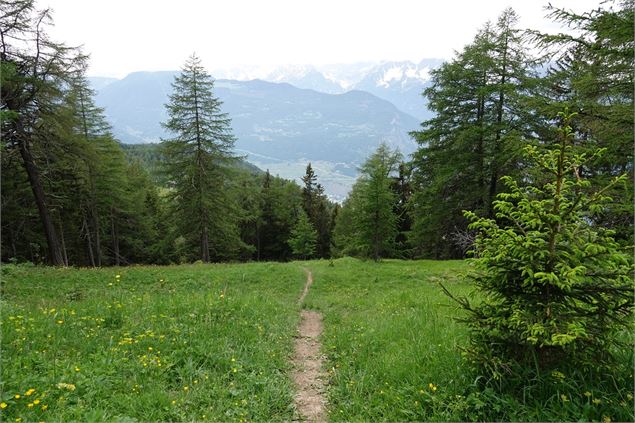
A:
[1, 259, 633, 422]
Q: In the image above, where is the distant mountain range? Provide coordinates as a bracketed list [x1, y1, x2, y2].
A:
[89, 63, 432, 200]
[209, 59, 443, 120]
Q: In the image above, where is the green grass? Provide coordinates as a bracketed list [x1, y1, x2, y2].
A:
[303, 258, 634, 422]
[303, 258, 475, 421]
[1, 262, 306, 422]
[2, 258, 633, 422]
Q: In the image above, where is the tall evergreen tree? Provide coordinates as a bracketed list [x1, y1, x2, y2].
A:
[391, 162, 413, 257]
[160, 54, 241, 262]
[288, 208, 318, 259]
[410, 9, 536, 258]
[334, 144, 401, 260]
[300, 163, 333, 258]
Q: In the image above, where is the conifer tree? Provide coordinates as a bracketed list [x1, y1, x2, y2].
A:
[529, 0, 634, 244]
[161, 54, 241, 262]
[288, 208, 318, 259]
[1, 0, 86, 265]
[410, 8, 535, 258]
[445, 111, 633, 378]
[357, 144, 401, 260]
[301, 163, 333, 258]
[259, 170, 302, 261]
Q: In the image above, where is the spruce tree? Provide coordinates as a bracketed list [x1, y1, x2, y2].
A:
[161, 54, 241, 262]
[445, 111, 633, 378]
[288, 208, 318, 259]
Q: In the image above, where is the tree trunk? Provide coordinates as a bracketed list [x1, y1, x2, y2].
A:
[488, 33, 509, 217]
[476, 81, 486, 210]
[256, 222, 261, 261]
[201, 226, 210, 262]
[83, 216, 96, 267]
[92, 206, 102, 266]
[18, 140, 65, 265]
[111, 209, 120, 266]
[58, 218, 69, 266]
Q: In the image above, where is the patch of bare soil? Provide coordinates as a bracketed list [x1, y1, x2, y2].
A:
[292, 270, 327, 422]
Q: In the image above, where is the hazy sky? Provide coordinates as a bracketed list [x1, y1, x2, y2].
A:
[43, 0, 603, 78]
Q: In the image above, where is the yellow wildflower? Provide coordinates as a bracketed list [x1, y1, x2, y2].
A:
[0, 402, 7, 409]
[41, 404, 48, 411]
[602, 416, 611, 423]
[561, 394, 569, 402]
[75, 367, 80, 372]
[56, 383, 76, 391]
[14, 394, 20, 399]
[56, 320, 63, 324]
[627, 393, 633, 401]
[27, 403, 34, 408]
[183, 386, 189, 391]
[428, 383, 437, 392]
[593, 398, 602, 405]
[25, 389, 35, 396]
[33, 399, 40, 405]
[584, 391, 592, 397]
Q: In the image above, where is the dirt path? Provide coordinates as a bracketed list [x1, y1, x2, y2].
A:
[292, 269, 327, 422]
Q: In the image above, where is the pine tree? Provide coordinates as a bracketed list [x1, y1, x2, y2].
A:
[160, 54, 241, 262]
[288, 208, 318, 259]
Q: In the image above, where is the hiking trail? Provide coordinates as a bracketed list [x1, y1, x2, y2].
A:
[292, 269, 327, 422]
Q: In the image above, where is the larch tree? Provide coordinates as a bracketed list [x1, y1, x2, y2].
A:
[410, 8, 536, 258]
[1, 0, 86, 265]
[161, 54, 241, 262]
[529, 0, 634, 245]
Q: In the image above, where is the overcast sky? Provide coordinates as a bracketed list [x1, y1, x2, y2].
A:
[43, 0, 603, 78]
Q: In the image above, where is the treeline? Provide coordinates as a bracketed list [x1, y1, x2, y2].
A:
[1, 1, 632, 266]
[333, 3, 633, 259]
